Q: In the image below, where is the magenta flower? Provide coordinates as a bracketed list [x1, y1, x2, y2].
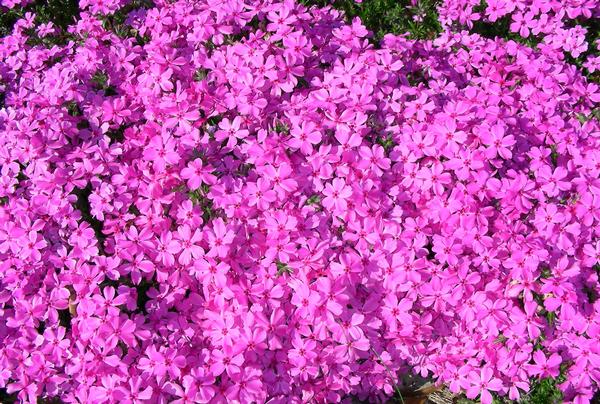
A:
[115, 377, 153, 403]
[322, 178, 352, 213]
[155, 231, 181, 266]
[417, 163, 452, 195]
[289, 120, 322, 154]
[2, 0, 600, 402]
[18, 230, 46, 261]
[358, 145, 391, 176]
[210, 343, 245, 377]
[102, 97, 132, 125]
[432, 235, 463, 265]
[143, 133, 180, 172]
[480, 124, 515, 159]
[227, 367, 264, 403]
[537, 166, 571, 197]
[290, 281, 321, 318]
[205, 218, 234, 258]
[527, 351, 562, 378]
[215, 116, 249, 148]
[288, 334, 318, 363]
[168, 377, 199, 404]
[245, 178, 277, 210]
[101, 315, 137, 349]
[381, 293, 413, 333]
[181, 159, 217, 190]
[464, 368, 503, 404]
[175, 224, 203, 265]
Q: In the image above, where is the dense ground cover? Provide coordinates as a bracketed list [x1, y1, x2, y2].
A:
[0, 0, 599, 403]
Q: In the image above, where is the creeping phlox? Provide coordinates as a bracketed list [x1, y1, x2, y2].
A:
[0, 0, 599, 403]
[437, 0, 600, 71]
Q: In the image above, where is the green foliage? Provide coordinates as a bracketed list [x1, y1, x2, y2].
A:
[64, 100, 83, 117]
[135, 277, 155, 314]
[306, 194, 321, 205]
[238, 162, 255, 177]
[107, 126, 126, 144]
[1, 0, 153, 47]
[187, 184, 222, 223]
[468, 1, 599, 83]
[549, 144, 558, 167]
[450, 376, 564, 404]
[273, 120, 290, 134]
[91, 71, 118, 95]
[467, 2, 540, 48]
[31, 0, 80, 30]
[73, 184, 105, 251]
[300, 0, 442, 41]
[565, 17, 600, 83]
[58, 307, 72, 330]
[276, 260, 292, 276]
[0, 8, 21, 36]
[100, 0, 154, 39]
[376, 133, 397, 154]
[0, 388, 17, 403]
[577, 108, 600, 124]
[519, 377, 563, 404]
[1, 0, 79, 37]
[194, 68, 209, 82]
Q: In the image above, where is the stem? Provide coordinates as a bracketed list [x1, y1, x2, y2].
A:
[369, 346, 405, 404]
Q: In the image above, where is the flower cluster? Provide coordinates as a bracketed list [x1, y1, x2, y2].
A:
[0, 0, 31, 9]
[438, 0, 600, 69]
[0, 0, 599, 403]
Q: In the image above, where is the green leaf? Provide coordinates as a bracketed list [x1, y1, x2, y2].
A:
[306, 194, 321, 205]
[276, 260, 292, 276]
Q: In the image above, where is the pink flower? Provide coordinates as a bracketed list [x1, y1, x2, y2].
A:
[175, 224, 203, 265]
[115, 377, 153, 403]
[404, 94, 435, 121]
[537, 166, 570, 197]
[168, 376, 199, 404]
[215, 116, 249, 148]
[18, 230, 46, 261]
[527, 351, 562, 378]
[333, 334, 370, 361]
[432, 235, 463, 265]
[358, 145, 391, 176]
[101, 315, 137, 349]
[431, 118, 466, 157]
[181, 159, 217, 190]
[480, 124, 515, 159]
[210, 343, 245, 377]
[290, 281, 321, 318]
[226, 367, 264, 403]
[2, 0, 600, 401]
[94, 286, 127, 316]
[289, 120, 322, 154]
[205, 218, 235, 258]
[139, 345, 168, 379]
[381, 293, 413, 333]
[102, 97, 132, 125]
[262, 163, 298, 198]
[322, 178, 352, 213]
[288, 334, 318, 364]
[245, 178, 277, 210]
[464, 368, 503, 404]
[155, 231, 181, 266]
[143, 133, 180, 172]
[417, 163, 452, 195]
[192, 257, 229, 285]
